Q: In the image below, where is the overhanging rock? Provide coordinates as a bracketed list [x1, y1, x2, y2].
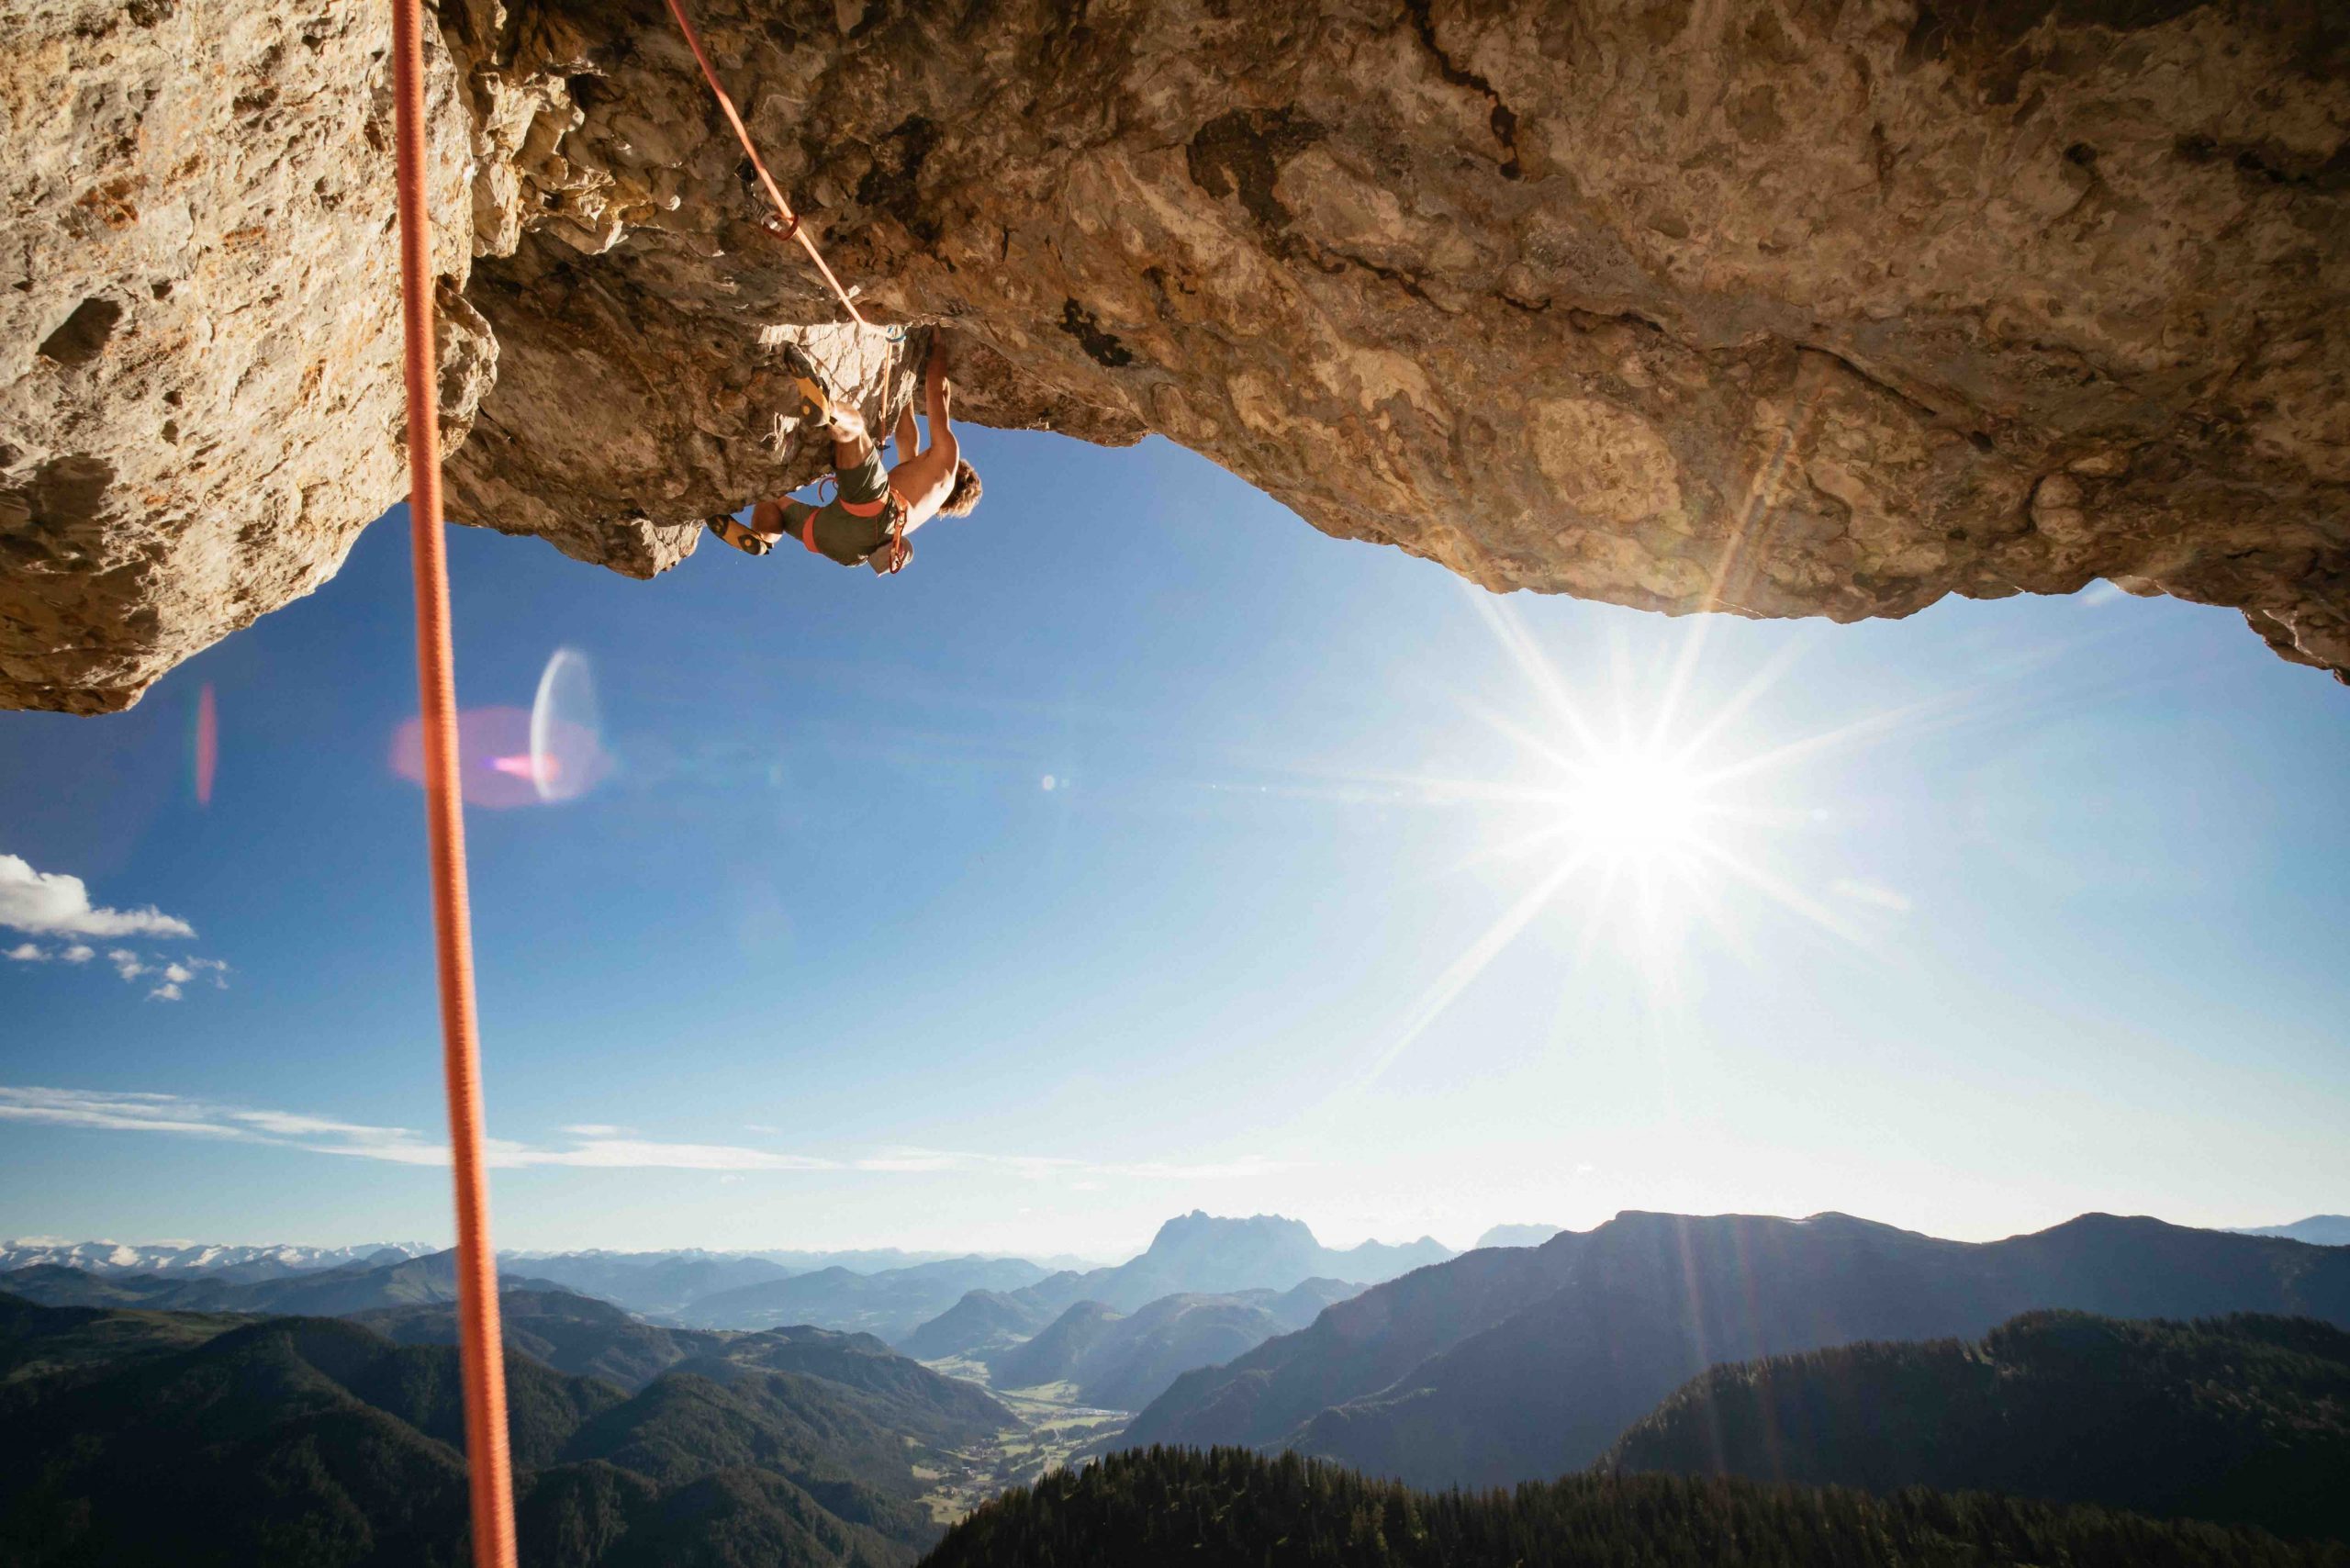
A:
[5, 0, 2344, 711]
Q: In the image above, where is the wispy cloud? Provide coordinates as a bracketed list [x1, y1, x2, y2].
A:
[6, 942, 46, 962]
[0, 1087, 828, 1170]
[0, 1087, 1285, 1183]
[560, 1124, 631, 1137]
[0, 854, 196, 940]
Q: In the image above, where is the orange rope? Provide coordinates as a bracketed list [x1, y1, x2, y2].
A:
[661, 0, 881, 331]
[388, 3, 518, 1567]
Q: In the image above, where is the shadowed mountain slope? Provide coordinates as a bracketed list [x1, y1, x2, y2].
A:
[894, 1291, 1058, 1361]
[353, 1290, 1008, 1443]
[1605, 1310, 2350, 1543]
[986, 1282, 1365, 1411]
[501, 1254, 800, 1316]
[1126, 1211, 2350, 1487]
[0, 1296, 956, 1566]
[678, 1258, 1050, 1339]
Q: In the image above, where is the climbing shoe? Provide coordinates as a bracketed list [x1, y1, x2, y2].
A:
[707, 514, 771, 556]
[776, 342, 835, 428]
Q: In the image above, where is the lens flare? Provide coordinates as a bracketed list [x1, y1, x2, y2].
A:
[386, 648, 609, 812]
[193, 683, 218, 807]
[529, 647, 605, 804]
[390, 707, 542, 808]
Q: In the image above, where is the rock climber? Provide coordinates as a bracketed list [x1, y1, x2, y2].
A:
[707, 342, 980, 574]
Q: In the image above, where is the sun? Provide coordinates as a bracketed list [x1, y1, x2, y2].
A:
[1559, 745, 1707, 859]
[1320, 587, 1932, 1087]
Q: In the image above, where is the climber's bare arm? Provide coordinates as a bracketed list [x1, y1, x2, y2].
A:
[890, 355, 960, 532]
[894, 402, 921, 461]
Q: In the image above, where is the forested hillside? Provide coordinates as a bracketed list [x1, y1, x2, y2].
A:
[919, 1447, 2350, 1568]
[0, 1293, 972, 1567]
[1605, 1311, 2350, 1541]
[354, 1289, 1008, 1440]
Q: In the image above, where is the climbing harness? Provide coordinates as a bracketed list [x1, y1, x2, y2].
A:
[798, 477, 913, 575]
[388, 0, 518, 1563]
[661, 0, 907, 343]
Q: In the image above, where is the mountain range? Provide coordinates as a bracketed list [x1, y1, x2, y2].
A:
[1604, 1309, 2350, 1542]
[677, 1257, 1057, 1339]
[0, 1248, 574, 1316]
[0, 1239, 433, 1279]
[1124, 1210, 2350, 1487]
[2231, 1216, 2350, 1248]
[894, 1213, 1449, 1360]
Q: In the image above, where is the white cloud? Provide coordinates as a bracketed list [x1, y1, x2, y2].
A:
[1828, 877, 1913, 913]
[560, 1124, 631, 1137]
[0, 1087, 829, 1171]
[0, 1087, 1289, 1184]
[6, 943, 46, 962]
[73, 948, 227, 999]
[0, 854, 196, 940]
[0, 1087, 248, 1138]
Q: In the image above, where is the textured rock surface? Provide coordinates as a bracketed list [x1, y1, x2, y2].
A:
[5, 0, 2346, 711]
[1, 0, 485, 712]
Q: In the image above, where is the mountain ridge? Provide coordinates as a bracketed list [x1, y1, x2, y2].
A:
[1125, 1210, 2350, 1487]
[900, 1213, 1449, 1357]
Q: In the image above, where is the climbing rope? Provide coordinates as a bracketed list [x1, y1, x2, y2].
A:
[388, 0, 519, 1564]
[661, 0, 903, 340]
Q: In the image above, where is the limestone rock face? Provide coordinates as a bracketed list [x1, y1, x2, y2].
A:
[5, 0, 2346, 711]
[1, 0, 483, 712]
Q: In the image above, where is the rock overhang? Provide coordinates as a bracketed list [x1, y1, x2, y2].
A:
[3, 0, 2344, 712]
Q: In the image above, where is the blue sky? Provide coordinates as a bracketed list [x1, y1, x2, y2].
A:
[3, 428, 2345, 1260]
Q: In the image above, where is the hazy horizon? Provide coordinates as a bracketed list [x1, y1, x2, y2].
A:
[5, 1202, 2342, 1267]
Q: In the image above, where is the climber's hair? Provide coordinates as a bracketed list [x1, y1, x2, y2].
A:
[939, 459, 982, 518]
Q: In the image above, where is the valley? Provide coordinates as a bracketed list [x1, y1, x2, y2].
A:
[908, 1358, 1133, 1525]
[6, 1207, 2347, 1564]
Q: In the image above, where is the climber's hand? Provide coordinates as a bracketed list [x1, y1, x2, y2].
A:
[924, 352, 953, 420]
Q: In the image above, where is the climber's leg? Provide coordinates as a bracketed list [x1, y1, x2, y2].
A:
[706, 498, 811, 558]
[777, 342, 834, 428]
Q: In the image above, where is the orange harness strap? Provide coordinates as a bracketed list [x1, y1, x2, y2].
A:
[388, 3, 518, 1567]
